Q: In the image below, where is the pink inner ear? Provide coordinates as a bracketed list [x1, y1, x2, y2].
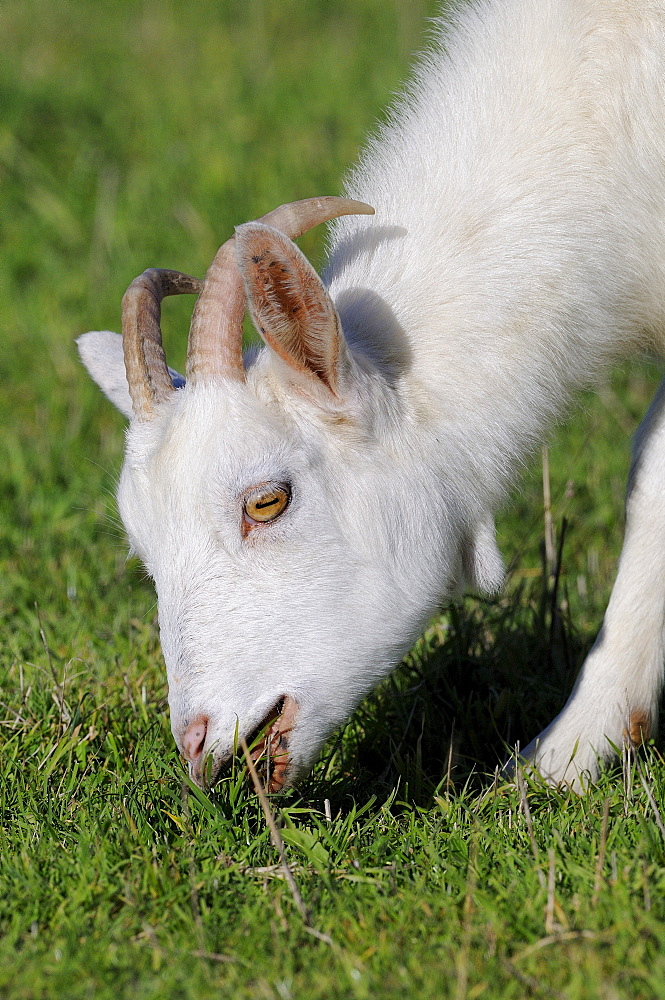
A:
[236, 222, 346, 395]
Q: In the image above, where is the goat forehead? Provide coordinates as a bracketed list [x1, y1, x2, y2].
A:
[126, 385, 301, 488]
[166, 384, 293, 461]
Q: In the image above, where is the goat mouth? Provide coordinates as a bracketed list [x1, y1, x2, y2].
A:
[245, 695, 298, 793]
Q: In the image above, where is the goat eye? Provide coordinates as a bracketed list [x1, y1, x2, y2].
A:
[243, 483, 291, 528]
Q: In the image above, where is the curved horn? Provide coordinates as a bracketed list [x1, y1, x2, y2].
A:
[185, 197, 375, 384]
[122, 269, 202, 420]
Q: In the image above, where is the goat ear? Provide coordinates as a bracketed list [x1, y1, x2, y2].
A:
[77, 330, 185, 420]
[77, 331, 134, 418]
[234, 222, 351, 399]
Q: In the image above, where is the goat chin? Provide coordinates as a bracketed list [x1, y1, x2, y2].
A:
[79, 0, 665, 792]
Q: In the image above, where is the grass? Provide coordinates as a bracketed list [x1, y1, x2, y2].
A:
[1, 1, 664, 997]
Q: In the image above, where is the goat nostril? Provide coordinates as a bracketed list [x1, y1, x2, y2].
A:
[182, 716, 208, 762]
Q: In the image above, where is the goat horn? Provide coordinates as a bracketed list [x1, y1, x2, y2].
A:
[185, 196, 375, 384]
[122, 269, 202, 420]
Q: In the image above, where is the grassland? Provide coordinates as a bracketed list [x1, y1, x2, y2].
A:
[1, 1, 665, 997]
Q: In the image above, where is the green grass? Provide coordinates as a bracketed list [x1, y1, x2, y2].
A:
[1, 1, 664, 998]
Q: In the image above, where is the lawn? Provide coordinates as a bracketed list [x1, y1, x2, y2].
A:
[1, 1, 664, 998]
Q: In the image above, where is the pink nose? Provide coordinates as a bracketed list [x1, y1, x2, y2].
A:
[182, 716, 208, 763]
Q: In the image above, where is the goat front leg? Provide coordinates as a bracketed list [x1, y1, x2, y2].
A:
[520, 378, 665, 789]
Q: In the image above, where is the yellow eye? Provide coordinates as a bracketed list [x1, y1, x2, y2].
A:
[243, 483, 291, 530]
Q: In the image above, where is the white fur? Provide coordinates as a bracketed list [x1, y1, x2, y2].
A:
[79, 0, 665, 788]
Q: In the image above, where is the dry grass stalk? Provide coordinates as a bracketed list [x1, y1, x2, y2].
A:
[545, 849, 556, 934]
[633, 753, 665, 842]
[542, 445, 556, 578]
[446, 720, 455, 797]
[591, 798, 611, 906]
[502, 958, 564, 1000]
[516, 766, 547, 889]
[513, 929, 597, 963]
[240, 736, 333, 946]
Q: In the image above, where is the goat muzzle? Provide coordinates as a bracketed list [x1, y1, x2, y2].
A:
[247, 695, 299, 793]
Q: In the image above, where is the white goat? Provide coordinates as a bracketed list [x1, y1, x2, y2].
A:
[78, 0, 665, 792]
